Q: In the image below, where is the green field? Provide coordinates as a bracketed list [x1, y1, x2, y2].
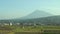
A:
[0, 25, 60, 34]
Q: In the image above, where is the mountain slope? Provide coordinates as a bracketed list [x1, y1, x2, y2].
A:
[0, 15, 60, 26]
[23, 15, 60, 25]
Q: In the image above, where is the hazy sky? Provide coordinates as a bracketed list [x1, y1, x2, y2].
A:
[0, 0, 60, 19]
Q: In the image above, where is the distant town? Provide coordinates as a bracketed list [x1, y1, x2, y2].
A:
[0, 22, 42, 26]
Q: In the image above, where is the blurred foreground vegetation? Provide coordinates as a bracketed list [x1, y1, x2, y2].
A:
[0, 25, 60, 34]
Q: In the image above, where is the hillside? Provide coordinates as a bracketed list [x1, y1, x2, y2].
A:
[15, 15, 60, 26]
[0, 15, 60, 26]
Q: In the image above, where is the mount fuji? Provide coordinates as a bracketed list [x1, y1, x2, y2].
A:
[20, 10, 53, 19]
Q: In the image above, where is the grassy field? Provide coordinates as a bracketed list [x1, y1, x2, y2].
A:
[0, 25, 60, 34]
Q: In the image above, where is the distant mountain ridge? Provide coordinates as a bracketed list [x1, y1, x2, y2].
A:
[0, 15, 60, 26]
[1, 10, 60, 26]
[20, 10, 53, 19]
[19, 15, 60, 25]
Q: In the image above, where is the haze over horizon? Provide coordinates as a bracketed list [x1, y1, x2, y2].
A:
[0, 0, 60, 19]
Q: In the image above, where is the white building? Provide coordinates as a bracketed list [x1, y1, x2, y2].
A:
[9, 22, 12, 26]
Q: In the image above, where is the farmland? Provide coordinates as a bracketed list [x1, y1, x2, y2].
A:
[0, 25, 60, 34]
